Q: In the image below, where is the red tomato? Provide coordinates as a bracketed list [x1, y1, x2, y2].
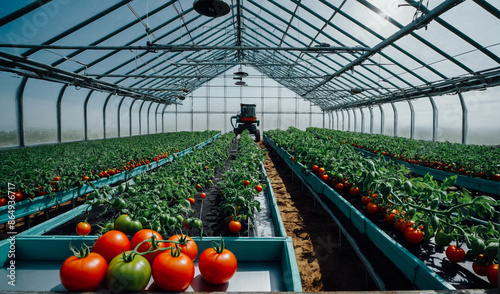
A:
[487, 264, 498, 287]
[318, 167, 325, 174]
[400, 220, 415, 233]
[446, 245, 466, 263]
[243, 180, 250, 186]
[167, 235, 198, 261]
[188, 197, 195, 205]
[60, 252, 107, 291]
[199, 192, 207, 199]
[228, 220, 242, 233]
[394, 218, 405, 231]
[131, 229, 166, 265]
[320, 174, 329, 182]
[472, 256, 489, 276]
[311, 165, 319, 173]
[335, 183, 344, 191]
[198, 240, 237, 284]
[12, 192, 23, 202]
[404, 227, 423, 244]
[360, 196, 372, 206]
[76, 222, 91, 236]
[92, 230, 131, 263]
[0, 197, 6, 206]
[152, 250, 194, 291]
[82, 175, 90, 181]
[384, 209, 399, 224]
[366, 202, 379, 215]
[254, 185, 263, 193]
[196, 184, 202, 190]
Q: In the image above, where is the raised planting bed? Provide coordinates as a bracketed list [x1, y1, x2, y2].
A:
[264, 131, 499, 290]
[0, 235, 301, 292]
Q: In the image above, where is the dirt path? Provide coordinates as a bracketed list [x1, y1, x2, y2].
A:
[259, 141, 368, 291]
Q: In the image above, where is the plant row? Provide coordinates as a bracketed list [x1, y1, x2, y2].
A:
[217, 130, 266, 234]
[82, 132, 234, 237]
[307, 128, 500, 182]
[265, 127, 499, 287]
[0, 131, 218, 202]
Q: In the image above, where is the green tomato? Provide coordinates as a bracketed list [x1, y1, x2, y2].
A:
[435, 229, 453, 247]
[114, 214, 143, 236]
[111, 197, 127, 210]
[106, 253, 151, 292]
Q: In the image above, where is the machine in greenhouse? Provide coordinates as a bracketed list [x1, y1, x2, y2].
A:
[231, 103, 261, 142]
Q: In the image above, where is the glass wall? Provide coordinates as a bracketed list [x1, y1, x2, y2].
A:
[0, 73, 21, 147]
[61, 86, 88, 142]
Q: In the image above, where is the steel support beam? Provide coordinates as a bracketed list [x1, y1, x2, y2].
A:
[56, 85, 67, 143]
[353, 109, 357, 132]
[429, 96, 438, 142]
[391, 103, 398, 137]
[347, 109, 351, 131]
[103, 95, 112, 139]
[369, 107, 374, 134]
[16, 78, 28, 147]
[408, 100, 415, 139]
[117, 97, 125, 138]
[83, 91, 93, 141]
[129, 99, 136, 137]
[458, 92, 468, 144]
[360, 108, 365, 133]
[379, 104, 384, 135]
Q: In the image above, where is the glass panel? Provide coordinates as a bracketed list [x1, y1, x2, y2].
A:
[193, 113, 207, 131]
[131, 100, 141, 136]
[86, 92, 106, 140]
[140, 101, 152, 134]
[163, 110, 177, 133]
[463, 87, 500, 146]
[370, 106, 381, 134]
[61, 87, 88, 142]
[177, 113, 191, 132]
[311, 112, 323, 128]
[381, 104, 394, 136]
[263, 113, 278, 131]
[0, 73, 21, 147]
[119, 97, 134, 137]
[281, 114, 295, 129]
[412, 98, 433, 141]
[434, 94, 462, 143]
[104, 96, 120, 138]
[209, 113, 225, 132]
[393, 101, 410, 139]
[360, 107, 370, 133]
[23, 79, 62, 145]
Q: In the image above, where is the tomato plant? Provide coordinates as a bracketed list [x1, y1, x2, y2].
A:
[92, 230, 131, 263]
[76, 222, 91, 236]
[198, 239, 237, 284]
[60, 244, 107, 292]
[152, 247, 195, 291]
[106, 251, 152, 292]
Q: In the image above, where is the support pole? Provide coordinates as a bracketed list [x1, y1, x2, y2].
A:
[379, 105, 384, 135]
[429, 96, 438, 142]
[369, 107, 374, 134]
[458, 92, 468, 144]
[361, 108, 365, 133]
[391, 103, 398, 137]
[408, 100, 415, 139]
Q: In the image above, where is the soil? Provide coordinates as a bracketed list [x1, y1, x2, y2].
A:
[259, 140, 369, 292]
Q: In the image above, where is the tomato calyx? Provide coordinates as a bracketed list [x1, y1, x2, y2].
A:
[211, 237, 227, 254]
[69, 242, 91, 259]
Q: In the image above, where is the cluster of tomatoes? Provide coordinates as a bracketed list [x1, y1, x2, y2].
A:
[63, 224, 238, 292]
[311, 164, 361, 198]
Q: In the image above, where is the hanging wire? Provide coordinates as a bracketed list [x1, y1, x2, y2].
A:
[44, 49, 89, 75]
[127, 2, 158, 43]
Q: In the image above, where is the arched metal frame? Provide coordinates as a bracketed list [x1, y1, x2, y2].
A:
[147, 101, 154, 135]
[360, 108, 365, 133]
[117, 96, 126, 138]
[103, 94, 112, 139]
[429, 96, 438, 142]
[347, 109, 351, 131]
[138, 100, 146, 135]
[391, 103, 398, 137]
[154, 103, 161, 134]
[368, 107, 374, 134]
[83, 90, 94, 141]
[458, 92, 468, 144]
[379, 105, 384, 135]
[353, 109, 357, 132]
[16, 78, 28, 147]
[56, 85, 67, 143]
[129, 99, 137, 137]
[341, 109, 345, 131]
[161, 104, 168, 133]
[408, 100, 415, 139]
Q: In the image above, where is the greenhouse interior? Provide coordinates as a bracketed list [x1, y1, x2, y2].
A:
[0, 0, 499, 292]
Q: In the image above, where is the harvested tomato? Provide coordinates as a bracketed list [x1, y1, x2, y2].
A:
[60, 245, 107, 292]
[76, 222, 91, 236]
[243, 180, 250, 186]
[152, 248, 194, 291]
[254, 185, 263, 192]
[366, 202, 379, 215]
[199, 192, 207, 199]
[131, 229, 167, 265]
[446, 245, 465, 263]
[228, 220, 242, 233]
[92, 230, 131, 263]
[167, 234, 198, 261]
[106, 252, 151, 292]
[404, 227, 423, 244]
[487, 264, 498, 287]
[199, 239, 237, 284]
[188, 197, 195, 205]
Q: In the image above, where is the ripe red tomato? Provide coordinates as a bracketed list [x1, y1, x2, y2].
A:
[60, 252, 107, 291]
[400, 220, 415, 233]
[349, 187, 360, 196]
[360, 196, 372, 206]
[335, 182, 344, 191]
[228, 220, 242, 233]
[404, 227, 423, 244]
[243, 180, 250, 186]
[311, 165, 319, 173]
[394, 218, 405, 231]
[492, 174, 500, 182]
[131, 229, 166, 265]
[188, 197, 195, 205]
[152, 250, 194, 291]
[487, 264, 498, 287]
[196, 184, 202, 190]
[318, 167, 325, 174]
[366, 202, 379, 215]
[320, 174, 329, 182]
[76, 222, 91, 236]
[167, 235, 198, 261]
[199, 192, 207, 199]
[92, 230, 131, 263]
[198, 240, 237, 284]
[254, 185, 263, 192]
[472, 255, 489, 276]
[0, 197, 6, 206]
[446, 245, 466, 263]
[384, 209, 399, 223]
[12, 192, 23, 202]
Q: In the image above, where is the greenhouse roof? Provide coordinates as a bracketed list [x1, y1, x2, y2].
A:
[0, 0, 499, 111]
